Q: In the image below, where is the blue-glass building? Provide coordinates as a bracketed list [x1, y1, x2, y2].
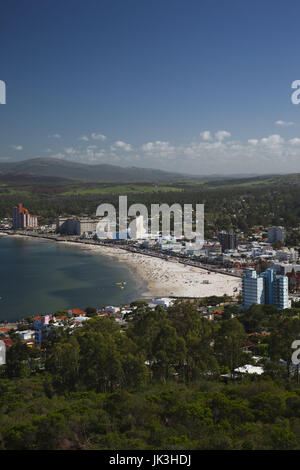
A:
[242, 268, 289, 309]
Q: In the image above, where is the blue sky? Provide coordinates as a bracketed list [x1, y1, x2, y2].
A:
[1, 0, 300, 174]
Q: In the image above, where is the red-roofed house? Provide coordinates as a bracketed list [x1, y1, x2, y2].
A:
[69, 309, 86, 317]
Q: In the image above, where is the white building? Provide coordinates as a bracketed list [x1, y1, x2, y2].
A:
[17, 330, 35, 341]
[0, 340, 6, 365]
[242, 269, 265, 308]
[72, 316, 89, 323]
[273, 275, 290, 310]
[57, 216, 103, 236]
[242, 267, 290, 309]
[234, 364, 264, 375]
[152, 298, 175, 309]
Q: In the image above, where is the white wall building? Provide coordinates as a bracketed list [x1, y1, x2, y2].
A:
[152, 298, 175, 309]
[0, 340, 6, 365]
[17, 330, 35, 341]
[242, 268, 265, 308]
[242, 267, 290, 309]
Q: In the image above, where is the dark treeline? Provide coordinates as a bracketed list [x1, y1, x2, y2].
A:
[2, 300, 300, 449]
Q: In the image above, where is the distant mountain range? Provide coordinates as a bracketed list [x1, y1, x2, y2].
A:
[0, 157, 291, 185]
[0, 158, 192, 183]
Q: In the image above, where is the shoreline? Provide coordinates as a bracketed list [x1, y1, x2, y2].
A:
[0, 232, 242, 299]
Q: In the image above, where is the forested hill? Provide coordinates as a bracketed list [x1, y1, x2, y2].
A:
[1, 157, 300, 186]
[2, 165, 300, 243]
[0, 158, 190, 183]
[2, 300, 300, 450]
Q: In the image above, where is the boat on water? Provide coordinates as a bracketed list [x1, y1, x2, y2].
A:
[115, 281, 126, 288]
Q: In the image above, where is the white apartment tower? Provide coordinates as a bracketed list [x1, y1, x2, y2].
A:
[242, 267, 290, 309]
[242, 268, 265, 308]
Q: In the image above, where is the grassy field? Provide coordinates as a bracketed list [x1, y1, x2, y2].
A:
[61, 183, 183, 196]
[2, 172, 300, 198]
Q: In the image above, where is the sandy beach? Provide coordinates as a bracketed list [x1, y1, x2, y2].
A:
[61, 241, 242, 299]
[0, 233, 242, 299]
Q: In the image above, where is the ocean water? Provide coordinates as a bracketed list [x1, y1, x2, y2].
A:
[0, 236, 145, 321]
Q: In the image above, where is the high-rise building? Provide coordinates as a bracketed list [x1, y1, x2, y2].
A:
[273, 275, 289, 310]
[12, 203, 38, 229]
[242, 268, 265, 308]
[218, 229, 238, 252]
[242, 267, 290, 309]
[268, 226, 285, 244]
[56, 217, 101, 235]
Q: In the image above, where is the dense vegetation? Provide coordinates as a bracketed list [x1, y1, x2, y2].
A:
[1, 174, 300, 244]
[2, 300, 300, 450]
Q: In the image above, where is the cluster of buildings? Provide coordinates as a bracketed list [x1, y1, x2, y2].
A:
[12, 203, 38, 229]
[183, 227, 292, 271]
[125, 226, 290, 268]
[56, 214, 146, 240]
[242, 267, 290, 310]
[7, 204, 289, 264]
[0, 297, 177, 365]
[6, 204, 300, 309]
[0, 295, 277, 379]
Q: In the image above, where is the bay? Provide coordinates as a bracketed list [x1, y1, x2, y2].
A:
[0, 236, 144, 321]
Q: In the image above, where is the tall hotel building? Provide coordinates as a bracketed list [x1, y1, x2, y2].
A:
[242, 267, 289, 310]
[218, 229, 238, 252]
[267, 226, 285, 244]
[12, 203, 38, 229]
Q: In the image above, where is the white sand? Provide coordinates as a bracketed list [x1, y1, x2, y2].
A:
[62, 241, 242, 299]
[0, 233, 242, 298]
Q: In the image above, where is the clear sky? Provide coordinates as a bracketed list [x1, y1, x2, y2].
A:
[1, 0, 300, 175]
